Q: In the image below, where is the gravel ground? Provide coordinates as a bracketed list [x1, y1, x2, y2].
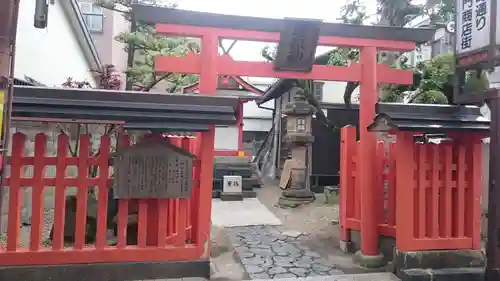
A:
[257, 181, 341, 254]
[0, 208, 54, 248]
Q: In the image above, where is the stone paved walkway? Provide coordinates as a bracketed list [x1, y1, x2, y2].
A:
[226, 225, 344, 279]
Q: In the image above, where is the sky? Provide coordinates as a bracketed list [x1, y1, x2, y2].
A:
[174, 0, 426, 83]
[176, 0, 377, 63]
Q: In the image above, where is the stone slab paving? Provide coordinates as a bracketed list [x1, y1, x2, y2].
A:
[226, 225, 345, 280]
[211, 199, 282, 227]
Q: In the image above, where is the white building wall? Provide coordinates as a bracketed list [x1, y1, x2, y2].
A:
[15, 0, 96, 86]
[214, 126, 239, 151]
[321, 81, 359, 104]
[244, 101, 273, 119]
[111, 10, 129, 86]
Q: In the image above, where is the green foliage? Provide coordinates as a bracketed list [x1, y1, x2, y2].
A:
[97, 0, 199, 92]
[412, 90, 449, 104]
[380, 52, 490, 104]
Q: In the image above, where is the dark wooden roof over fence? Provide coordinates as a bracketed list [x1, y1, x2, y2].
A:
[12, 86, 240, 132]
[368, 103, 490, 133]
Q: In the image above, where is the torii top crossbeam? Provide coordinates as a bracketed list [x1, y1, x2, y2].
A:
[132, 5, 434, 83]
[132, 5, 434, 50]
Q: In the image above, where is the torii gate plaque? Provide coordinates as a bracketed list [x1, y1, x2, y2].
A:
[273, 18, 321, 72]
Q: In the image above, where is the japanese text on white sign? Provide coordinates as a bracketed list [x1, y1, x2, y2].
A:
[456, 0, 491, 55]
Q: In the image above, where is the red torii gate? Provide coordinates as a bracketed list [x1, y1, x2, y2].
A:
[133, 4, 434, 260]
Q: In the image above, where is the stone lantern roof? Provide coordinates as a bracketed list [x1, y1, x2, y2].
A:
[282, 90, 316, 116]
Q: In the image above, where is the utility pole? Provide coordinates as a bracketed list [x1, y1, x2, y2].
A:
[0, 0, 20, 231]
[486, 96, 500, 280]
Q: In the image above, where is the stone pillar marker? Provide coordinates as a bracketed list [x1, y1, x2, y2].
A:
[278, 89, 315, 208]
[220, 175, 244, 201]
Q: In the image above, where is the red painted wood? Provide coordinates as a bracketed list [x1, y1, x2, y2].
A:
[190, 136, 201, 244]
[52, 134, 68, 251]
[30, 134, 47, 251]
[455, 144, 466, 238]
[116, 133, 131, 249]
[417, 145, 427, 238]
[395, 132, 416, 251]
[28, 136, 45, 248]
[96, 136, 110, 249]
[156, 24, 417, 51]
[155, 54, 413, 84]
[181, 138, 193, 239]
[146, 199, 159, 246]
[339, 126, 356, 242]
[354, 142, 361, 221]
[0, 131, 208, 264]
[116, 199, 129, 249]
[199, 33, 218, 94]
[430, 145, 440, 238]
[387, 143, 396, 227]
[175, 199, 188, 247]
[75, 135, 90, 250]
[6, 133, 24, 252]
[0, 247, 200, 266]
[214, 150, 250, 156]
[443, 145, 453, 238]
[375, 142, 385, 226]
[137, 199, 148, 248]
[358, 46, 379, 256]
[156, 199, 168, 248]
[193, 31, 218, 258]
[237, 103, 244, 152]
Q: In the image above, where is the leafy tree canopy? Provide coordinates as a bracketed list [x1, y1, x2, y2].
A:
[96, 0, 199, 92]
[262, 0, 488, 105]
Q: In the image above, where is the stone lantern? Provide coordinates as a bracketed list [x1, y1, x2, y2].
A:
[278, 89, 316, 207]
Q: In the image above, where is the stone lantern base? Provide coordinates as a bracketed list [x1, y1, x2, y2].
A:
[277, 189, 315, 208]
[277, 166, 315, 208]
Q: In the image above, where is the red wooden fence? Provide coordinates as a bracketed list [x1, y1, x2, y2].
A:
[0, 132, 206, 266]
[340, 126, 482, 252]
[340, 126, 396, 242]
[395, 132, 482, 251]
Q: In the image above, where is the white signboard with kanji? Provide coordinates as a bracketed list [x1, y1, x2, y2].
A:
[223, 175, 242, 194]
[456, 0, 491, 55]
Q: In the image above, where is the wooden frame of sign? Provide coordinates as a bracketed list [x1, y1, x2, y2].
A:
[454, 0, 500, 104]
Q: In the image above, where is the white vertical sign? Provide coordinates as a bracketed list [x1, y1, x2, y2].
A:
[456, 0, 492, 55]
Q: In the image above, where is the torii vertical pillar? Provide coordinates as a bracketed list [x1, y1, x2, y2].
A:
[353, 46, 386, 268]
[195, 32, 217, 258]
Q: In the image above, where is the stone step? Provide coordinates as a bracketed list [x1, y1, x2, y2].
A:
[400, 267, 483, 281]
[212, 189, 256, 198]
[214, 168, 253, 179]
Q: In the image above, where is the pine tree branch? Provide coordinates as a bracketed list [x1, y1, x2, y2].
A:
[142, 73, 173, 92]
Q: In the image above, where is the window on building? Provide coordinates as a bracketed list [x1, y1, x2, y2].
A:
[431, 39, 443, 57]
[313, 81, 324, 102]
[79, 3, 104, 33]
[431, 33, 455, 58]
